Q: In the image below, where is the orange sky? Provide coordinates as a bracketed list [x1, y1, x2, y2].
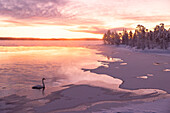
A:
[0, 0, 170, 39]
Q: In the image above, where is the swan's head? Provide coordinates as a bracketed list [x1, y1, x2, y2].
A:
[42, 78, 46, 80]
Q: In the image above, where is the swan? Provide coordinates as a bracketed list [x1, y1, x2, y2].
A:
[32, 78, 46, 89]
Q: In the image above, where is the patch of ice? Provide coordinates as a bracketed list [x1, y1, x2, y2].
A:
[120, 63, 127, 65]
[153, 62, 160, 65]
[103, 65, 109, 68]
[147, 74, 154, 76]
[137, 76, 148, 79]
[164, 63, 168, 65]
[164, 69, 170, 72]
[115, 67, 119, 69]
[113, 58, 123, 62]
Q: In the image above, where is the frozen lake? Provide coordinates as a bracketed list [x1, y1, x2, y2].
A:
[0, 40, 170, 113]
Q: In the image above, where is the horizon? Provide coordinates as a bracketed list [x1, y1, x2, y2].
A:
[0, 0, 170, 39]
[0, 37, 102, 40]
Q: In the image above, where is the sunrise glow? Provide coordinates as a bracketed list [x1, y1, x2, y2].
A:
[0, 0, 169, 39]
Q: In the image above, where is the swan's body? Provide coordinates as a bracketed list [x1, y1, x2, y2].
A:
[32, 78, 45, 89]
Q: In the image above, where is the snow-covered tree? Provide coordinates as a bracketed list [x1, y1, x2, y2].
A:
[102, 23, 169, 50]
[110, 32, 115, 44]
[132, 30, 137, 47]
[106, 30, 111, 44]
[114, 31, 121, 46]
[129, 31, 133, 47]
[103, 33, 107, 44]
[122, 29, 128, 45]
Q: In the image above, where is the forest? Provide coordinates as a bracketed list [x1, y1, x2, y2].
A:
[103, 23, 170, 50]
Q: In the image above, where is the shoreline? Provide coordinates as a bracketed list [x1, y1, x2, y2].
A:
[88, 44, 170, 93]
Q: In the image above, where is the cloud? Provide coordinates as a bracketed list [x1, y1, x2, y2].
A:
[68, 26, 134, 34]
[0, 0, 105, 27]
[2, 20, 32, 26]
[165, 25, 170, 28]
[0, 0, 67, 19]
[0, 0, 169, 28]
[118, 15, 170, 22]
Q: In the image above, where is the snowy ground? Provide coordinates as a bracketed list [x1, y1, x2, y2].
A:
[93, 98, 170, 113]
[88, 44, 170, 92]
[87, 44, 170, 113]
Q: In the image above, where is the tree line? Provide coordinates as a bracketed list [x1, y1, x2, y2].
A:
[103, 23, 170, 50]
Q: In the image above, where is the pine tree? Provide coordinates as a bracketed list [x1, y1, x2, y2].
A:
[106, 30, 111, 44]
[110, 32, 115, 45]
[132, 30, 137, 47]
[103, 33, 107, 44]
[129, 31, 133, 47]
[122, 29, 128, 45]
[115, 31, 120, 46]
[102, 23, 169, 50]
[145, 29, 150, 49]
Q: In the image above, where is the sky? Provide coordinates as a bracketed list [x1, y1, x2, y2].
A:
[0, 0, 170, 39]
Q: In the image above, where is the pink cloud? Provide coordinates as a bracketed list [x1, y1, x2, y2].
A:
[68, 26, 134, 34]
[119, 15, 170, 22]
[0, 0, 169, 29]
[2, 20, 33, 26]
[0, 0, 67, 19]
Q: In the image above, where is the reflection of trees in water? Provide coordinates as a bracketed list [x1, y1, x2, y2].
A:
[103, 23, 170, 50]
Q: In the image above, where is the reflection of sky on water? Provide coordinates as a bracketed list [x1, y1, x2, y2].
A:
[0, 46, 122, 99]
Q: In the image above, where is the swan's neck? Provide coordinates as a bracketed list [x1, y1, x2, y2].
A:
[42, 80, 45, 88]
